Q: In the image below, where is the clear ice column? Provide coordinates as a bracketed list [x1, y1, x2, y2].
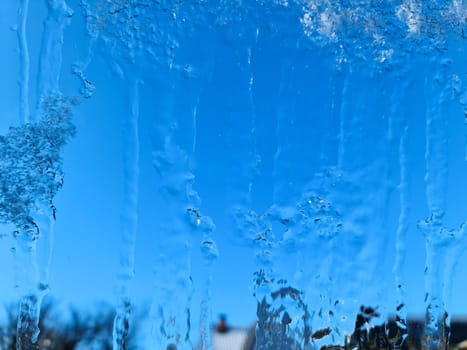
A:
[113, 79, 140, 350]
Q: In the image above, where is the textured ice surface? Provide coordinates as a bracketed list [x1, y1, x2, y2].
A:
[0, 96, 76, 233]
[3, 0, 467, 349]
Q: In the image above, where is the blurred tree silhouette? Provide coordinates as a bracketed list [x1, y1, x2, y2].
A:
[0, 298, 141, 350]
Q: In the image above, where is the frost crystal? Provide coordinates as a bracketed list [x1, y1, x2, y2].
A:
[0, 96, 76, 234]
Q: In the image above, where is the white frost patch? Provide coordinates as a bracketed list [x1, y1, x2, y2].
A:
[377, 49, 394, 63]
[448, 0, 467, 24]
[300, 1, 339, 42]
[319, 8, 339, 41]
[396, 0, 422, 36]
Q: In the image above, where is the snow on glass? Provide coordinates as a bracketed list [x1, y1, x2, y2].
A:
[1, 0, 467, 349]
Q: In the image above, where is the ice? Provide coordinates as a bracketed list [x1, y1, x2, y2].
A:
[3, 1, 467, 349]
[1, 0, 75, 348]
[0, 95, 76, 349]
[36, 0, 73, 107]
[393, 125, 410, 343]
[17, 0, 30, 125]
[113, 80, 140, 350]
[0, 97, 75, 229]
[191, 211, 218, 350]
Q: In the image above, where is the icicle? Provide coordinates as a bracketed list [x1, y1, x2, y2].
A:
[17, 0, 30, 125]
[16, 295, 41, 350]
[253, 57, 314, 350]
[192, 104, 198, 154]
[314, 65, 346, 347]
[393, 125, 410, 344]
[187, 211, 218, 350]
[226, 44, 260, 212]
[441, 222, 467, 321]
[10, 97, 75, 350]
[419, 59, 467, 340]
[149, 162, 195, 350]
[187, 100, 218, 350]
[113, 79, 140, 350]
[420, 57, 451, 350]
[71, 31, 96, 100]
[323, 61, 398, 344]
[226, 44, 299, 349]
[250, 212, 282, 350]
[390, 66, 412, 346]
[337, 69, 350, 171]
[14, 226, 41, 350]
[36, 0, 73, 112]
[13, 3, 36, 348]
[150, 91, 206, 349]
[10, 1, 74, 348]
[419, 219, 451, 350]
[326, 64, 359, 338]
[245, 45, 260, 202]
[455, 83, 467, 162]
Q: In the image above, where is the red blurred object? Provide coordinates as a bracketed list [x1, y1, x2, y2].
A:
[216, 315, 229, 333]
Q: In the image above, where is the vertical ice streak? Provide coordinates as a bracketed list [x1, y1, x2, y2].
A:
[14, 0, 36, 347]
[150, 151, 195, 350]
[389, 69, 412, 346]
[271, 59, 286, 202]
[337, 71, 350, 170]
[251, 213, 281, 350]
[420, 58, 450, 350]
[324, 61, 397, 343]
[150, 91, 206, 349]
[13, 1, 73, 349]
[329, 65, 359, 335]
[15, 1, 34, 344]
[7, 97, 76, 349]
[441, 222, 467, 320]
[192, 104, 197, 154]
[12, 99, 75, 350]
[17, 0, 30, 124]
[420, 223, 449, 350]
[113, 79, 140, 350]
[36, 0, 73, 109]
[229, 44, 290, 349]
[228, 44, 260, 212]
[253, 56, 317, 349]
[245, 45, 259, 201]
[35, 203, 55, 293]
[191, 212, 218, 350]
[424, 69, 449, 224]
[14, 228, 41, 350]
[394, 125, 409, 343]
[187, 93, 217, 350]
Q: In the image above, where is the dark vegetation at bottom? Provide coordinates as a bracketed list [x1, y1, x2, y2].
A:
[0, 298, 139, 350]
[2, 298, 467, 350]
[253, 297, 466, 350]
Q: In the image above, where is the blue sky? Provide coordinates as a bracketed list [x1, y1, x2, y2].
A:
[1, 1, 467, 346]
